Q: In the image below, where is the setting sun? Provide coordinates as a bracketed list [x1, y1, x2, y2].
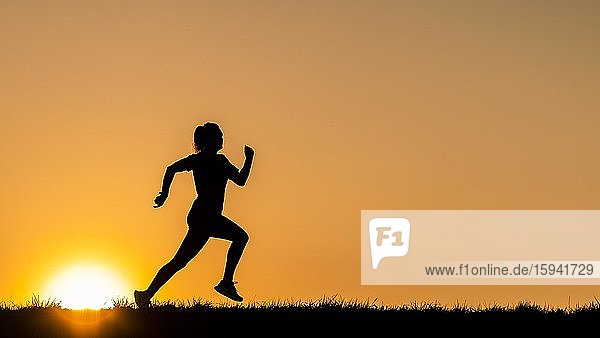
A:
[45, 265, 127, 310]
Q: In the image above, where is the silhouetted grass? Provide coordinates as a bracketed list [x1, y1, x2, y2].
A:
[1, 295, 598, 337]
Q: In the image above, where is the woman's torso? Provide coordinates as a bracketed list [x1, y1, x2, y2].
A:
[189, 153, 230, 215]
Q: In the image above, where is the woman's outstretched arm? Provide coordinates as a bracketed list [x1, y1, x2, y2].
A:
[154, 155, 194, 208]
[230, 145, 254, 186]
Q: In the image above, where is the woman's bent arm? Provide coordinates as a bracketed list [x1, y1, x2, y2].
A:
[230, 145, 254, 186]
[154, 156, 193, 207]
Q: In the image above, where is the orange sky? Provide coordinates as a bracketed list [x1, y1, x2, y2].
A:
[1, 0, 600, 307]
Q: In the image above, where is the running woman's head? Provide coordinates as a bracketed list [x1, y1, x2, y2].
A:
[194, 122, 223, 154]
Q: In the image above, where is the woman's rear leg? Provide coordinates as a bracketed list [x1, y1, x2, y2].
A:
[141, 231, 209, 303]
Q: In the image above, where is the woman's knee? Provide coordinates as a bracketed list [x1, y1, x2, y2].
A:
[237, 230, 249, 245]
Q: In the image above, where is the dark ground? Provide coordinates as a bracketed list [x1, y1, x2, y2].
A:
[1, 299, 599, 337]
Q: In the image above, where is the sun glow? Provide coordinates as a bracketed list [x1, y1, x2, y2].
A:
[45, 265, 127, 310]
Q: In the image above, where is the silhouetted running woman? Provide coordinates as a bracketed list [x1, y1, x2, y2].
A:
[134, 122, 254, 308]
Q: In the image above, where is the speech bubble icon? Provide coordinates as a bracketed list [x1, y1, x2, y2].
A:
[369, 218, 411, 269]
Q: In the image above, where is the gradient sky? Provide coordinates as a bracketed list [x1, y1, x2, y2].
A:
[1, 0, 600, 307]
